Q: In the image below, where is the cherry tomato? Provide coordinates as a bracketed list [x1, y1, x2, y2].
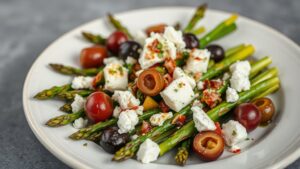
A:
[85, 91, 113, 123]
[252, 97, 275, 124]
[141, 121, 152, 135]
[137, 69, 165, 96]
[145, 24, 167, 36]
[80, 46, 108, 68]
[234, 103, 261, 132]
[106, 31, 128, 54]
[193, 131, 225, 161]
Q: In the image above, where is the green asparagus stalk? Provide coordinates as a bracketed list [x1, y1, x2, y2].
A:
[59, 103, 72, 113]
[34, 84, 71, 100]
[249, 56, 272, 79]
[225, 44, 246, 57]
[82, 31, 106, 45]
[46, 110, 84, 127]
[251, 67, 278, 86]
[57, 90, 93, 101]
[190, 26, 206, 35]
[69, 108, 160, 140]
[184, 4, 207, 32]
[159, 77, 279, 155]
[107, 13, 133, 39]
[49, 63, 102, 76]
[254, 83, 279, 99]
[175, 138, 192, 166]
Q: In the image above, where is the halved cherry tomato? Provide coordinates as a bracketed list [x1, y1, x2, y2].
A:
[137, 69, 165, 96]
[252, 97, 275, 124]
[234, 103, 261, 132]
[145, 23, 167, 36]
[141, 121, 152, 135]
[92, 71, 104, 89]
[85, 91, 113, 123]
[106, 31, 128, 54]
[80, 46, 108, 68]
[193, 131, 225, 161]
[164, 58, 176, 74]
[214, 122, 222, 136]
[159, 100, 170, 113]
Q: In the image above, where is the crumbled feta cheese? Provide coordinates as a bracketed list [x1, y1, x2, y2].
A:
[192, 100, 204, 108]
[71, 76, 94, 90]
[134, 30, 147, 45]
[160, 77, 195, 112]
[222, 120, 248, 149]
[222, 72, 231, 81]
[125, 57, 137, 65]
[173, 67, 196, 88]
[113, 106, 122, 118]
[226, 87, 239, 102]
[135, 106, 144, 115]
[73, 117, 88, 129]
[150, 112, 173, 126]
[192, 106, 216, 132]
[131, 134, 139, 140]
[117, 110, 139, 134]
[71, 94, 86, 113]
[163, 26, 186, 50]
[184, 49, 210, 74]
[112, 90, 140, 109]
[103, 57, 124, 65]
[135, 69, 144, 77]
[139, 33, 176, 69]
[103, 62, 128, 92]
[197, 81, 204, 90]
[229, 61, 251, 92]
[137, 139, 160, 164]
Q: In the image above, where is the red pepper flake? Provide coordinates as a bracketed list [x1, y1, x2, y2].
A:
[147, 39, 162, 54]
[159, 100, 170, 113]
[140, 121, 152, 135]
[201, 89, 222, 108]
[230, 148, 241, 154]
[214, 122, 223, 136]
[171, 114, 186, 126]
[203, 79, 223, 90]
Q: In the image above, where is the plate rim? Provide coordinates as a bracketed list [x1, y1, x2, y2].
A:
[22, 6, 300, 169]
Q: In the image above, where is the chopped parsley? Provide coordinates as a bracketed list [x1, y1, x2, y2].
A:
[232, 130, 237, 136]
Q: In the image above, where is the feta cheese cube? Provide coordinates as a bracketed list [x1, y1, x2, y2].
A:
[103, 57, 124, 65]
[197, 81, 204, 90]
[73, 117, 88, 129]
[117, 110, 139, 134]
[192, 106, 216, 132]
[71, 76, 94, 90]
[226, 87, 239, 102]
[222, 120, 248, 148]
[139, 33, 176, 69]
[173, 67, 196, 88]
[131, 134, 139, 140]
[112, 90, 140, 109]
[230, 72, 250, 92]
[71, 94, 86, 113]
[229, 61, 251, 76]
[135, 106, 144, 116]
[163, 26, 186, 50]
[125, 57, 137, 65]
[160, 77, 195, 112]
[150, 112, 173, 126]
[137, 139, 160, 164]
[184, 49, 210, 74]
[103, 63, 128, 92]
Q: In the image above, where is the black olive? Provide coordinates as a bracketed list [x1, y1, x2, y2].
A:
[119, 41, 142, 60]
[206, 44, 225, 62]
[183, 33, 199, 49]
[99, 126, 130, 154]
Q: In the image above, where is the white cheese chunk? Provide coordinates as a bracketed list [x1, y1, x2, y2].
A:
[103, 57, 124, 65]
[173, 67, 196, 88]
[163, 26, 186, 50]
[71, 94, 86, 113]
[112, 90, 140, 109]
[226, 87, 239, 102]
[184, 49, 210, 74]
[71, 76, 94, 90]
[222, 120, 248, 149]
[222, 72, 231, 81]
[229, 61, 251, 76]
[135, 106, 144, 116]
[117, 110, 139, 134]
[103, 63, 128, 92]
[150, 112, 173, 126]
[131, 134, 139, 140]
[138, 33, 176, 69]
[73, 117, 88, 129]
[125, 57, 137, 65]
[192, 100, 204, 108]
[113, 106, 122, 118]
[137, 139, 160, 164]
[160, 77, 195, 112]
[197, 81, 204, 90]
[229, 61, 251, 92]
[192, 106, 216, 132]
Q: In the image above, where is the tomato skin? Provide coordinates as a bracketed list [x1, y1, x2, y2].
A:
[141, 121, 152, 135]
[85, 92, 113, 123]
[145, 24, 167, 36]
[252, 97, 275, 124]
[234, 103, 261, 132]
[106, 31, 128, 54]
[137, 69, 165, 96]
[80, 46, 108, 68]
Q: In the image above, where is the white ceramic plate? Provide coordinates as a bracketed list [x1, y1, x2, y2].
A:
[23, 7, 300, 169]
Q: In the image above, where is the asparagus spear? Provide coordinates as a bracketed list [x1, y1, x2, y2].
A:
[49, 63, 102, 76]
[82, 31, 106, 45]
[159, 77, 280, 156]
[57, 90, 93, 101]
[175, 138, 192, 166]
[46, 110, 84, 127]
[190, 26, 206, 36]
[107, 13, 133, 39]
[34, 84, 71, 100]
[254, 83, 279, 99]
[225, 44, 246, 57]
[59, 103, 72, 113]
[184, 4, 207, 32]
[249, 56, 272, 79]
[69, 108, 160, 140]
[251, 67, 278, 86]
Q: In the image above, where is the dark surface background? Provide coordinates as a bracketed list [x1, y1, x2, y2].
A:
[0, 0, 299, 168]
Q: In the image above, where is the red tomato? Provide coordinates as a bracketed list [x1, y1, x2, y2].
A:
[106, 31, 128, 54]
[234, 103, 261, 132]
[85, 91, 113, 123]
[80, 46, 108, 68]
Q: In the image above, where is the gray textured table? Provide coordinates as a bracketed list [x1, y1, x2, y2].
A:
[0, 0, 299, 168]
